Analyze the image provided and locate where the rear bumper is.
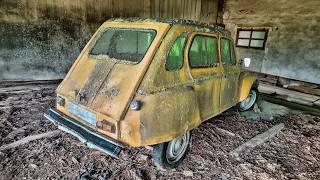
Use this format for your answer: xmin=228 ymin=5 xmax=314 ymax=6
xmin=44 ymin=109 xmax=123 ymax=158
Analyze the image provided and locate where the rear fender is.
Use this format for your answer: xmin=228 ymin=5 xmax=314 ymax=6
xmin=120 ymin=86 xmax=201 ymax=147
xmin=238 ymin=72 xmax=258 ymax=102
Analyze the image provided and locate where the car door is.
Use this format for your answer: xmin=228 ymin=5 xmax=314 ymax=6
xmin=219 ymin=37 xmax=241 ymax=111
xmin=187 ymin=33 xmax=223 ymax=120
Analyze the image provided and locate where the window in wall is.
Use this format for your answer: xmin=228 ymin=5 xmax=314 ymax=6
xmin=236 ymin=29 xmax=268 ymax=50
xmin=221 ymin=38 xmax=236 ymax=66
xmin=166 ymin=33 xmax=187 ymax=71
xmin=189 ymin=35 xmax=218 ymax=68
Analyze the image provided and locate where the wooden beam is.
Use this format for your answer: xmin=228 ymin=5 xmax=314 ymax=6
xmin=230 ymin=123 xmax=285 ymax=160
xmin=0 ymin=130 xmax=61 ymax=151
xmin=258 ymin=82 xmax=320 ymax=107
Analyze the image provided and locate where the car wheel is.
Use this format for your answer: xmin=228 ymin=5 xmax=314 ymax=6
xmin=152 ymin=131 xmax=191 ymax=170
xmin=239 ymin=89 xmax=258 ymax=111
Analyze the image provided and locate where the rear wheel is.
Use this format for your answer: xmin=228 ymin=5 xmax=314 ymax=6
xmin=239 ymin=89 xmax=258 ymax=111
xmin=152 ymin=132 xmax=191 ymax=170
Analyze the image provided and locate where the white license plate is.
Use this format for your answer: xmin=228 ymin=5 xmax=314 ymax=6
xmin=68 ymin=102 xmax=96 ymax=126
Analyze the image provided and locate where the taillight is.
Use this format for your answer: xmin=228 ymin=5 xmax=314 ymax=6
xmin=96 ymin=120 xmax=116 ymax=133
xmin=130 ymin=100 xmax=142 ymax=111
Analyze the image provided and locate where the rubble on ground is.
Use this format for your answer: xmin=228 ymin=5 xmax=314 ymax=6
xmin=0 ymin=82 xmax=319 ymax=179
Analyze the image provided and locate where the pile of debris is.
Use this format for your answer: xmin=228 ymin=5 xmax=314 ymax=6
xmin=0 ymin=81 xmax=319 ymax=179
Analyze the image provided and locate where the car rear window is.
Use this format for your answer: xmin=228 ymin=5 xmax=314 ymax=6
xmin=90 ymin=28 xmax=156 ymax=63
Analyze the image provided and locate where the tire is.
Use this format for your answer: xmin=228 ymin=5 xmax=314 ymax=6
xmin=152 ymin=132 xmax=191 ymax=170
xmin=239 ymin=89 xmax=258 ymax=111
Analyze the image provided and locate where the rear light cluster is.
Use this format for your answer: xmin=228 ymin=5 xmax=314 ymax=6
xmin=57 ymin=95 xmax=116 ymax=134
xmin=130 ymin=100 xmax=142 ymax=111
xmin=96 ymin=120 xmax=116 ymax=133
xmin=57 ymin=96 xmax=65 ymax=107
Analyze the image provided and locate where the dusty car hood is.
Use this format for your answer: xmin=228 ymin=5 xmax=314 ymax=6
xmin=56 ymin=22 xmax=170 ymax=121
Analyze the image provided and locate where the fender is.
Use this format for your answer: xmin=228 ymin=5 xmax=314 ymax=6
xmin=238 ymin=71 xmax=258 ymax=102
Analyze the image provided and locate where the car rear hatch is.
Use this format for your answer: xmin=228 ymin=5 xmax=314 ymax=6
xmin=56 ymin=21 xmax=170 ymax=125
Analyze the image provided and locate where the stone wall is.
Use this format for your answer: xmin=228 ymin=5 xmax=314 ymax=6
xmin=0 ymin=21 xmax=97 ymax=80
xmin=224 ymin=0 xmax=320 ymax=84
xmin=0 ymin=0 xmax=101 ymax=80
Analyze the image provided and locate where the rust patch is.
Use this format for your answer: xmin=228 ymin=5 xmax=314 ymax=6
xmin=76 ymin=59 xmax=117 ymax=106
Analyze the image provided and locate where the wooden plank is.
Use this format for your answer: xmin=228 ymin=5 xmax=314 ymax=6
xmin=260 ymin=76 xmax=320 ymax=96
xmin=288 ymin=86 xmax=320 ymax=97
xmin=150 ymin=0 xmax=155 ymax=17
xmin=161 ymin=0 xmax=166 ymax=18
xmin=119 ymin=0 xmax=124 ymax=17
xmin=21 ymin=0 xmax=225 ymax=23
xmin=167 ymin=0 xmax=173 ymax=18
xmin=167 ymin=0 xmax=170 ymax=18
xmin=183 ymin=0 xmax=188 ymax=19
xmin=155 ymin=0 xmax=160 ymax=17
xmin=200 ymin=0 xmax=209 ymax=22
xmin=180 ymin=0 xmax=184 ymax=19
xmin=191 ymin=0 xmax=197 ymax=20
xmin=0 ymin=79 xmax=61 ymax=88
xmin=230 ymin=123 xmax=285 ymax=161
xmin=107 ymin=0 xmax=113 ymax=18
xmin=0 ymin=130 xmax=61 ymax=151
xmin=171 ymin=0 xmax=174 ymax=18
xmin=258 ymin=82 xmax=320 ymax=106
xmin=186 ymin=0 xmax=191 ymax=19
xmin=195 ymin=0 xmax=202 ymax=21
xmin=143 ymin=0 xmax=151 ymax=17
xmin=175 ymin=0 xmax=182 ymax=19
xmin=259 ymin=75 xmax=278 ymax=85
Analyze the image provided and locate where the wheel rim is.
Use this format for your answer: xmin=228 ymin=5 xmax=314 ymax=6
xmin=166 ymin=132 xmax=190 ymax=164
xmin=240 ymin=90 xmax=257 ymax=110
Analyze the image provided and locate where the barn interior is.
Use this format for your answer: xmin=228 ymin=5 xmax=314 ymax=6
xmin=0 ymin=0 xmax=319 ymax=179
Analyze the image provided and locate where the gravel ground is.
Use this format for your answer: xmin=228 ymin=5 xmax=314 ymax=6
xmin=0 ymin=81 xmax=319 ymax=180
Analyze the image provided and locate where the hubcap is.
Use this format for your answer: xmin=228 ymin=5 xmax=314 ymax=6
xmin=240 ymin=90 xmax=257 ymax=110
xmin=166 ymin=132 xmax=190 ymax=164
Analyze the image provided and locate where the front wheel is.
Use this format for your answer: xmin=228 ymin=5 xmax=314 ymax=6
xmin=239 ymin=89 xmax=258 ymax=111
xmin=152 ymin=132 xmax=191 ymax=170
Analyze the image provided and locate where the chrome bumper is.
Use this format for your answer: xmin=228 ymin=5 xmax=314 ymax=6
xmin=44 ymin=109 xmax=123 ymax=158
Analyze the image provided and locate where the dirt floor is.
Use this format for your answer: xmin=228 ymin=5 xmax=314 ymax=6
xmin=0 ymin=81 xmax=319 ymax=180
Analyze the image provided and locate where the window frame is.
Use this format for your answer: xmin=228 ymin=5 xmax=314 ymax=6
xmin=165 ymin=33 xmax=188 ymax=71
xmin=188 ymin=34 xmax=220 ymax=69
xmin=220 ymin=37 xmax=237 ymax=66
xmin=236 ymin=28 xmax=269 ymax=50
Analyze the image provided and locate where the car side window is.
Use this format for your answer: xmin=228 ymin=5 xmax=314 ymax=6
xmin=221 ymin=38 xmax=236 ymax=66
xmin=165 ymin=34 xmax=187 ymax=71
xmin=189 ymin=35 xmax=218 ymax=68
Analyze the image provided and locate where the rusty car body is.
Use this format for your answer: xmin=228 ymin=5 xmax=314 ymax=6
xmin=44 ymin=18 xmax=257 ymax=169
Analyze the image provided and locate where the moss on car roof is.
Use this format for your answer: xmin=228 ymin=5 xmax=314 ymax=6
xmin=107 ymin=18 xmax=231 ymax=37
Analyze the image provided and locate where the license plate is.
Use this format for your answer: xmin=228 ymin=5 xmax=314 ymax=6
xmin=68 ymin=102 xmax=96 ymax=126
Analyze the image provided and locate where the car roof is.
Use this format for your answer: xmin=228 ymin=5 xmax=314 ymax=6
xmin=106 ymin=18 xmax=231 ymax=37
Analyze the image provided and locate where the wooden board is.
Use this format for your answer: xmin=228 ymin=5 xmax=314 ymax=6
xmin=258 ymin=82 xmax=320 ymax=107
xmin=7 ymin=0 xmax=219 ymax=23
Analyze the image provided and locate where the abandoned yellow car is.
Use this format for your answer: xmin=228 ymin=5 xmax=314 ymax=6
xmin=44 ymin=18 xmax=257 ymax=169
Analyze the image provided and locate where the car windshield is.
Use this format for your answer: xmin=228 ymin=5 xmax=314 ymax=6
xmin=90 ymin=28 xmax=156 ymax=63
